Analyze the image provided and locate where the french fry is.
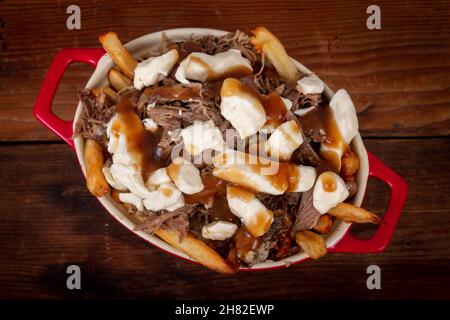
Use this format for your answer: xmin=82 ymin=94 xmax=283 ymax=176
xmin=341 ymin=150 xmax=359 ymax=177
xmin=251 ymin=27 xmax=300 ymax=84
xmin=328 ymin=203 xmax=382 ymax=224
xmin=84 ymin=139 xmax=110 ymax=197
xmin=108 ymin=69 xmax=132 ymax=91
xmin=99 ymin=31 xmax=137 ymax=78
xmin=313 ymin=214 xmax=333 ymax=234
xmin=295 ymin=230 xmax=327 ymax=259
xmin=155 ymin=228 xmax=238 ymax=274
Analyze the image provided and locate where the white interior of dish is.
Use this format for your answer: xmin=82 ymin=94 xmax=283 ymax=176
xmin=72 ymin=28 xmax=369 ymax=270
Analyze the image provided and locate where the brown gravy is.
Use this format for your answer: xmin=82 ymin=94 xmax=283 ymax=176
xmin=321 ymin=172 xmax=337 ymax=192
xmin=190 ymin=56 xmax=253 ymax=82
xmin=112 ymin=98 xmax=164 ymax=180
xmin=234 ymin=226 xmax=262 ymax=260
xmin=298 ymin=106 xmax=347 ymax=172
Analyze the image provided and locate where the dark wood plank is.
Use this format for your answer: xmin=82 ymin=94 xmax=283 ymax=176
xmin=0 ymin=0 xmax=450 ymax=141
xmin=0 ymin=138 xmax=449 ymax=299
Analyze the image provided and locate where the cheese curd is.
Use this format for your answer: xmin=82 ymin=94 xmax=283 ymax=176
xmin=220 ymin=78 xmax=266 ymax=139
xmin=297 ymin=75 xmax=324 ymax=94
xmin=265 ymin=120 xmax=304 ymax=161
xmin=175 ymin=49 xmax=252 ymax=83
xmin=319 ymin=89 xmax=359 ymax=172
xmin=145 ymin=167 xmax=171 ymax=188
xmin=287 ymin=165 xmax=317 ymax=192
xmin=213 ymin=150 xmax=288 ymax=195
xmin=226 ymin=186 xmax=273 ymax=237
xmin=329 ymin=89 xmax=358 ymax=144
xmin=313 ymin=172 xmax=349 ymax=214
xmin=202 ymin=221 xmax=238 ymax=241
xmin=167 ymin=158 xmax=204 ymax=195
xmin=119 ymin=193 xmax=144 ymax=211
xmin=133 ymin=49 xmax=179 ymax=90
xmin=142 ymin=118 xmax=159 ymax=132
xmin=180 ymin=120 xmax=225 ymax=156
xmin=143 ymin=182 xmax=185 ymax=212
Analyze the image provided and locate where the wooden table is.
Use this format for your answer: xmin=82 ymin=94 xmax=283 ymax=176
xmin=1 ymin=0 xmax=449 ymax=299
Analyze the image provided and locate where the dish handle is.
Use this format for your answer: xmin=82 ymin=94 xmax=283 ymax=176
xmin=33 ymin=48 xmax=105 ymax=149
xmin=329 ymin=152 xmax=408 ymax=253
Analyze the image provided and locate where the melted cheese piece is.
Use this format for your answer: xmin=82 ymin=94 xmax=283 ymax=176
xmin=313 ymin=172 xmax=349 ymax=214
xmin=142 ymin=118 xmax=159 ymax=133
xmin=213 ymin=150 xmax=293 ymax=195
xmin=133 ymin=49 xmax=179 ymax=90
xmin=145 ymin=167 xmax=171 ymax=188
xmin=119 ymin=193 xmax=144 ymax=211
xmin=220 ymin=78 xmax=267 ymax=139
xmin=287 ymin=165 xmax=317 ymax=192
xmin=175 ymin=49 xmax=252 ymax=83
xmin=180 ymin=120 xmax=225 ymax=156
xmin=297 ymin=75 xmax=324 ymax=94
xmin=329 ymin=89 xmax=358 ymax=144
xmin=142 ymin=182 xmax=184 ymax=212
xmin=319 ymin=89 xmax=359 ymax=172
xmin=226 ymin=186 xmax=273 ymax=237
xmin=265 ymin=120 xmax=304 ymax=161
xmin=167 ymin=158 xmax=204 ymax=195
xmin=202 ymin=221 xmax=238 ymax=240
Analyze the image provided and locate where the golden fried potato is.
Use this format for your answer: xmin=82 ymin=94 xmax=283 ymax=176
xmin=155 ymin=228 xmax=238 ymax=274
xmin=251 ymin=27 xmax=300 ymax=84
xmin=84 ymin=139 xmax=110 ymax=197
xmin=295 ymin=230 xmax=327 ymax=259
xmin=341 ymin=150 xmax=359 ymax=177
xmin=313 ymin=214 xmax=333 ymax=234
xmin=99 ymin=31 xmax=137 ymax=78
xmin=328 ymin=203 xmax=382 ymax=224
xmin=108 ymin=69 xmax=132 ymax=92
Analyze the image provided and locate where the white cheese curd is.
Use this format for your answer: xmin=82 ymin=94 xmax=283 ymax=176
xmin=313 ymin=172 xmax=349 ymax=214
xmin=180 ymin=120 xmax=225 ymax=156
xmin=109 ymin=163 xmax=153 ymax=199
xmin=281 ymin=97 xmax=293 ymax=111
xmin=118 ymin=193 xmax=144 ymax=211
xmin=175 ymin=49 xmax=252 ymax=83
xmin=265 ymin=120 xmax=304 ymax=161
xmin=133 ymin=49 xmax=179 ymax=90
xmin=102 ymin=164 xmax=127 ymax=191
xmin=294 ymin=106 xmax=316 ymax=117
xmin=143 ymin=182 xmax=184 ymax=212
xmin=287 ymin=165 xmax=317 ymax=192
xmin=329 ymin=89 xmax=359 ymax=144
xmin=106 ymin=114 xmax=120 ymax=154
xmin=201 ymin=221 xmax=238 ymax=241
xmin=145 ymin=167 xmax=171 ymax=188
xmin=112 ymin=134 xmax=135 ymax=166
xmin=226 ymin=186 xmax=273 ymax=237
xmin=220 ymin=78 xmax=266 ymax=139
xmin=167 ymin=158 xmax=204 ymax=195
xmin=213 ymin=150 xmax=288 ymax=195
xmin=142 ymin=118 xmax=159 ymax=132
xmin=297 ymin=75 xmax=324 ymax=94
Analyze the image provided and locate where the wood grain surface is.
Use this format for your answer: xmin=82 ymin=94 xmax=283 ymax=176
xmin=0 ymin=0 xmax=449 ymax=299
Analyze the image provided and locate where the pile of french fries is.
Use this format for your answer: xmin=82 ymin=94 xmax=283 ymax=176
xmin=82 ymin=28 xmax=382 ymax=273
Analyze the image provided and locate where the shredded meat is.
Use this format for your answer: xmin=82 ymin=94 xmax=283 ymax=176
xmin=75 ymin=89 xmax=115 ymax=144
xmin=291 ymin=189 xmax=321 ymax=234
xmin=134 ymin=205 xmax=195 ymax=238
